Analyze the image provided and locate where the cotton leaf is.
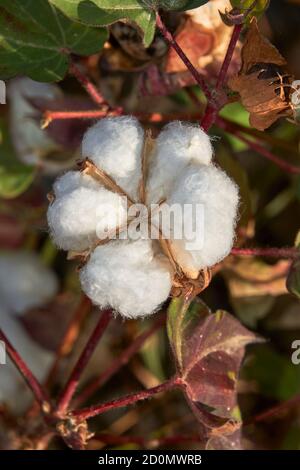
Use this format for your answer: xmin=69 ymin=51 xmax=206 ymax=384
xmin=0 ymin=0 xmax=107 ymax=82
xmin=228 ymin=18 xmax=293 ymax=130
xmin=167 ymin=297 xmax=262 ymax=447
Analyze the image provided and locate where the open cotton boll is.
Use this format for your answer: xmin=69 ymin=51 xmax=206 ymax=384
xmin=8 ymin=78 xmax=71 ymax=174
xmin=53 ymin=170 xmax=100 ymax=197
xmin=147 ymin=121 xmax=213 ymax=203
xmin=81 ymin=116 xmax=144 ymax=199
xmin=0 ymin=307 xmax=53 ymax=412
xmin=48 ymin=186 xmax=128 ymax=252
xmin=80 ymin=239 xmax=172 ymax=318
xmin=0 ymin=252 xmax=58 ymax=315
xmin=167 ymin=164 xmax=239 ymax=274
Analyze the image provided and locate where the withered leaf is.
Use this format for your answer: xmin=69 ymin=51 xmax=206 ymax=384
xmin=167 ymin=297 xmax=262 ymax=448
xmin=229 ymin=18 xmax=293 ymax=130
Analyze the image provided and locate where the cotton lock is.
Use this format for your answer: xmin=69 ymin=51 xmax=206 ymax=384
xmin=48 ymin=117 xmax=239 ymax=318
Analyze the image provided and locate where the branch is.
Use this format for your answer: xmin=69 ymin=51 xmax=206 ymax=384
xmin=155 ymin=12 xmax=213 ymax=103
xmin=71 ymin=377 xmax=182 ymax=421
xmin=74 ymin=313 xmax=166 ymax=407
xmin=217 ymin=118 xmax=300 ymax=175
xmin=44 ymin=294 xmax=92 ymax=389
xmin=55 ymin=309 xmax=112 ymax=416
xmin=246 ymin=394 xmax=300 ymax=425
xmin=201 ymin=24 xmax=243 ymax=132
xmin=231 ymin=247 xmax=300 ymax=259
xmin=69 ymin=62 xmax=108 ymax=108
xmin=0 ymin=328 xmax=50 ymax=410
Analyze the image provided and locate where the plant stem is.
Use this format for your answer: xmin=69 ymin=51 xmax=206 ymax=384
xmin=55 ymin=308 xmax=112 ymax=416
xmin=216 ymin=24 xmax=243 ymax=90
xmin=71 ymin=377 xmax=182 ymax=421
xmin=74 ymin=313 xmax=166 ymax=407
xmin=247 ymin=394 xmax=300 ymax=425
xmin=155 ymin=12 xmax=212 ymax=102
xmin=217 ymin=118 xmax=300 ymax=175
xmin=231 ymin=247 xmax=299 ymax=259
xmin=45 ymin=294 xmax=92 ymax=389
xmin=42 ymin=110 xmax=115 ymax=128
xmin=0 ymin=328 xmax=50 ymax=409
xmin=70 ymin=62 xmax=107 ymax=108
xmin=201 ymin=24 xmax=243 ymax=132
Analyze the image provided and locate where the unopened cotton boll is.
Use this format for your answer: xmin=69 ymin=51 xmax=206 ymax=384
xmin=48 ymin=185 xmax=128 ymax=252
xmin=82 ymin=116 xmax=144 ymax=199
xmin=80 ymin=240 xmax=172 ymax=318
xmin=147 ymin=121 xmax=213 ymax=203
xmin=167 ymin=164 xmax=239 ymax=274
xmin=0 ymin=251 xmax=58 ymax=315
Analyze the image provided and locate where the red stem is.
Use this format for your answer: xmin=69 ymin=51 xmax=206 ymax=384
xmin=231 ymin=247 xmax=299 ymax=259
xmin=44 ymin=295 xmax=92 ymax=389
xmin=70 ymin=62 xmax=107 ymax=108
xmin=216 ymin=24 xmax=243 ymax=90
xmin=247 ymin=394 xmax=300 ymax=425
xmin=55 ymin=309 xmax=112 ymax=416
xmin=217 ymin=118 xmax=300 ymax=175
xmin=201 ymin=24 xmax=243 ymax=132
xmin=155 ymin=12 xmax=213 ymax=102
xmin=0 ymin=328 xmax=50 ymax=409
xmin=71 ymin=377 xmax=182 ymax=421
xmin=74 ymin=313 xmax=166 ymax=407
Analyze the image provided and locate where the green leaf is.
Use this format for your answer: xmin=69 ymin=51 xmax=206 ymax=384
xmin=230 ymin=0 xmax=269 ymax=20
xmin=0 ymin=120 xmax=35 ymax=199
xmin=0 ymin=0 xmax=107 ymax=82
xmin=156 ymin=1 xmax=209 ymax=11
xmin=50 ymin=0 xmax=156 ymax=47
xmin=50 ymin=1 xmax=209 ymax=47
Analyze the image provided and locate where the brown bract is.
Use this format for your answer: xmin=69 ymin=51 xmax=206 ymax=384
xmin=229 ymin=18 xmax=293 ymax=130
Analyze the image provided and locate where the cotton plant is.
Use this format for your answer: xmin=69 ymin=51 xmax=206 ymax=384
xmin=47 ymin=117 xmax=239 ymax=319
xmin=0 ymin=251 xmax=58 ymax=411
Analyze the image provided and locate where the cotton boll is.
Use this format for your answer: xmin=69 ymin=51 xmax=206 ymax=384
xmin=0 ymin=252 xmax=58 ymax=315
xmin=80 ymin=239 xmax=172 ymax=318
xmin=167 ymin=164 xmax=239 ymax=274
xmin=82 ymin=116 xmax=144 ymax=199
xmin=53 ymin=170 xmax=100 ymax=197
xmin=8 ymin=78 xmax=74 ymax=174
xmin=48 ymin=186 xmax=128 ymax=252
xmin=0 ymin=307 xmax=53 ymax=412
xmin=147 ymin=121 xmax=214 ymax=203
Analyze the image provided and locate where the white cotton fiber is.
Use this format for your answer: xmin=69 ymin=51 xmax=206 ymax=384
xmin=53 ymin=170 xmax=101 ymax=197
xmin=0 ymin=251 xmax=58 ymax=315
xmin=47 ymin=185 xmax=128 ymax=252
xmin=80 ymin=239 xmax=172 ymax=318
xmin=167 ymin=164 xmax=239 ymax=272
xmin=8 ymin=78 xmax=71 ymax=174
xmin=0 ymin=308 xmax=53 ymax=412
xmin=81 ymin=116 xmax=144 ymax=199
xmin=147 ymin=121 xmax=214 ymax=203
